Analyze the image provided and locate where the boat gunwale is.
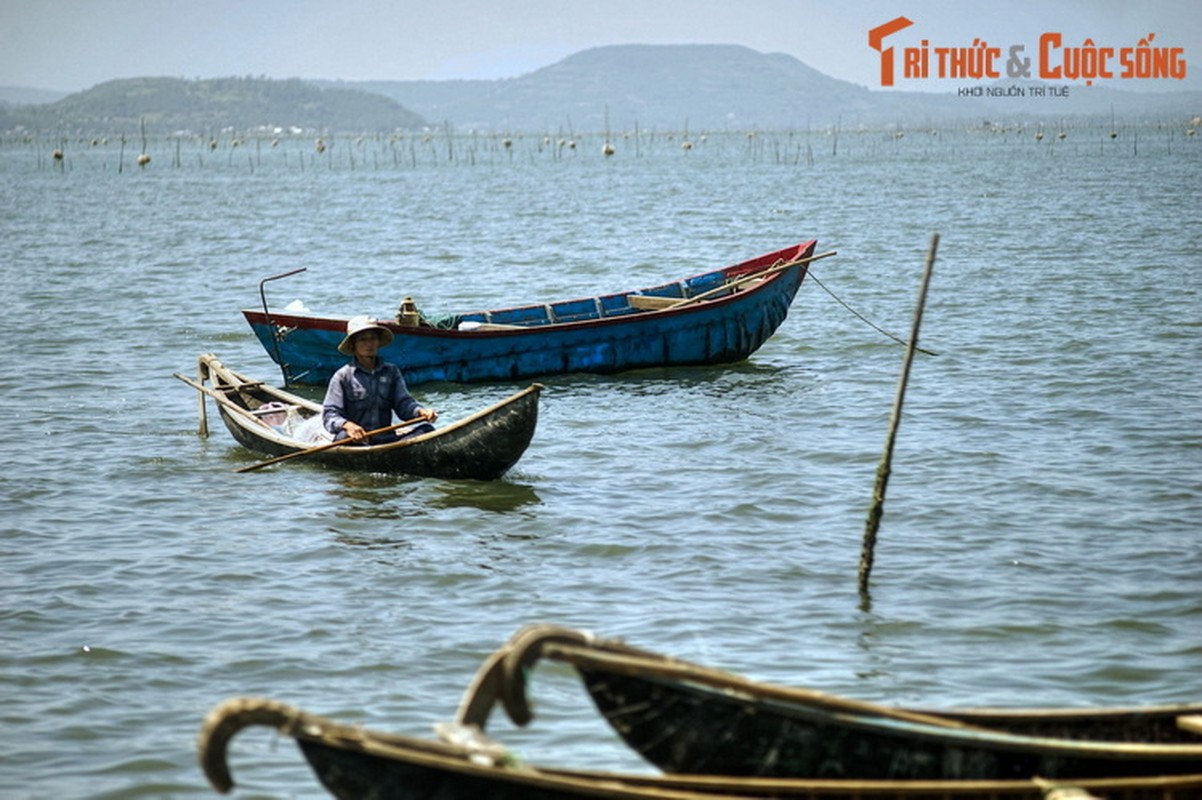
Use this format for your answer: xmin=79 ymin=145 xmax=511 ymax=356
xmin=453 ymin=624 xmax=1202 ymax=761
xmin=198 ymin=696 xmax=1202 ymax=800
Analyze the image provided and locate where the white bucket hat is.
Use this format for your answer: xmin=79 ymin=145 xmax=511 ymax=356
xmin=337 ymin=315 xmax=394 ymax=356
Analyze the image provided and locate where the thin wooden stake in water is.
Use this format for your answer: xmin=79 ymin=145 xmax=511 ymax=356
xmin=858 ymin=233 xmax=940 ymax=599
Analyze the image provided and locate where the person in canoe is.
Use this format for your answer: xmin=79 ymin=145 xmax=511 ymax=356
xmin=322 ymin=316 xmax=438 ymax=444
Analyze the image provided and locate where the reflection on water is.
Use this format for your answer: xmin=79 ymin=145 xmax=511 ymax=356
xmin=428 ymin=480 xmax=542 ymax=513
xmin=324 ymin=471 xmax=542 ymax=519
xmin=334 ymin=532 xmax=416 ymax=551
xmin=537 ymin=361 xmax=803 ymax=397
xmin=325 ymin=472 xmax=429 ymax=521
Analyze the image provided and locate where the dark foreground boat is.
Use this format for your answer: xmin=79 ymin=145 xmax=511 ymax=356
xmin=455 ymin=625 xmax=1202 ymax=781
xmin=175 ymin=353 xmax=540 ymax=479
xmin=198 ymin=696 xmax=1202 ymax=800
xmin=244 ymin=241 xmax=828 ymax=386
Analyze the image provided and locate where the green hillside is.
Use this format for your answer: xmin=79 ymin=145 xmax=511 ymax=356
xmin=0 ymin=76 xmax=428 ymax=135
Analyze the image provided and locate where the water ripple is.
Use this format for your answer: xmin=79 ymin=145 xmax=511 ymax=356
xmin=1 ymin=130 xmax=1199 ymax=797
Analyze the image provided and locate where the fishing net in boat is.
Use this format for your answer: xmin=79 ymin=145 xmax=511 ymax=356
xmin=252 ymin=402 xmax=331 ymax=444
xmin=287 ymin=413 xmax=332 ymax=444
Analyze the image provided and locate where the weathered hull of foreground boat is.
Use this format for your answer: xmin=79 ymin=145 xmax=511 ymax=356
xmin=197 ymin=697 xmax=1202 ymax=800
xmin=178 ymin=354 xmax=540 ymax=479
xmin=456 ymin=625 xmax=1202 ymax=782
xmin=244 ymin=241 xmax=820 ymax=386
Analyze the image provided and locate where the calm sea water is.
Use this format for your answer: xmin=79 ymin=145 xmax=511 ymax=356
xmin=2 ymin=122 xmax=1200 ymax=798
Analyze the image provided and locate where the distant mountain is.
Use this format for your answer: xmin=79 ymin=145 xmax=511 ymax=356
xmin=0 ymin=76 xmax=428 ymax=135
xmin=345 ymin=43 xmax=955 ymax=131
xmin=335 ymin=44 xmax=1201 ymax=132
xmin=4 ymin=46 xmax=1198 ymax=136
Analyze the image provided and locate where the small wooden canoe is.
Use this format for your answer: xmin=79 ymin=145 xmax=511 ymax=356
xmin=243 ymin=241 xmax=828 ymax=386
xmin=175 ymin=353 xmax=540 ymax=479
xmin=197 ymin=696 xmax=1202 ymax=800
xmin=453 ymin=625 xmax=1202 ymax=781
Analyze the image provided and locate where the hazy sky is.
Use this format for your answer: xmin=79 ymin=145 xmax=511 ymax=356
xmin=1 ymin=0 xmax=1199 ymax=92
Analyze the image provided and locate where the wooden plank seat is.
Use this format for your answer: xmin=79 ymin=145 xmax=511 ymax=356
xmin=471 ymin=322 xmax=527 ymax=330
xmin=628 ymin=294 xmax=683 ymax=310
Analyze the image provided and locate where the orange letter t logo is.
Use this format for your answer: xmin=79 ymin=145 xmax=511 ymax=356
xmin=869 ymin=17 xmax=915 ymax=86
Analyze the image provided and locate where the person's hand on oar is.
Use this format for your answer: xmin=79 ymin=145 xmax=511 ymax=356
xmin=343 ymin=406 xmax=436 ymax=443
xmin=342 ymin=420 xmax=369 ymax=442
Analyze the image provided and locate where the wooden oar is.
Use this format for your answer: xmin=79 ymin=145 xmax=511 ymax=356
xmin=234 ymin=417 xmax=428 ymax=473
xmin=663 ymin=249 xmax=837 ymax=310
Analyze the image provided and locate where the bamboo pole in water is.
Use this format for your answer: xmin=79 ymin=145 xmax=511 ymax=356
xmin=858 ymin=233 xmax=940 ymax=599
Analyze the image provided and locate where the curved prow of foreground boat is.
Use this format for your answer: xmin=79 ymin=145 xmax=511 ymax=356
xmin=197 ymin=695 xmax=1202 ymax=800
xmin=454 ymin=624 xmax=1202 ymax=781
xmin=243 ymin=241 xmax=830 ymax=386
xmin=174 ymin=354 xmax=541 ymax=479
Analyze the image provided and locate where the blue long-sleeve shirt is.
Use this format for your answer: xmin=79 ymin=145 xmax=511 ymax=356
xmin=322 ymin=360 xmax=422 ymax=438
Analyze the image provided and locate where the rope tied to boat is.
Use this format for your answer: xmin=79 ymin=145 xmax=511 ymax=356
xmin=806 ymin=269 xmax=940 ymax=357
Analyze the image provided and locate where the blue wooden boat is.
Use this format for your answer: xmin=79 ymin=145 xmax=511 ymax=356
xmin=243 ymin=241 xmax=826 ymax=386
